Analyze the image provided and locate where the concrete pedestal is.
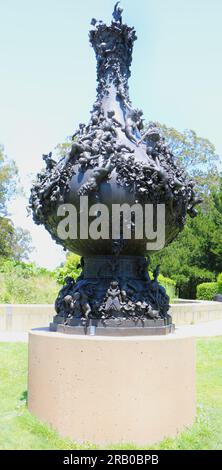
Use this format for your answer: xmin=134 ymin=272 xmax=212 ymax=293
xmin=28 ymin=328 xmax=196 ymax=447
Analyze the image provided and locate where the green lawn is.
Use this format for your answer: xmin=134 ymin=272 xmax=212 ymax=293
xmin=0 ymin=338 xmax=222 ymax=450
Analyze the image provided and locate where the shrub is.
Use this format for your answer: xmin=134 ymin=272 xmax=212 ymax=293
xmin=155 ymin=273 xmax=176 ymax=300
xmin=0 ymin=258 xmax=51 ymax=278
xmin=196 ymin=282 xmax=219 ymax=301
xmin=54 ymin=253 xmax=81 ymax=284
xmin=0 ymin=259 xmax=59 ymax=304
xmin=172 ymin=268 xmax=215 ymax=299
xmin=217 ymin=273 xmax=222 ymax=294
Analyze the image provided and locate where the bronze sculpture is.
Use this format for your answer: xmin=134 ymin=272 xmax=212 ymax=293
xmin=30 ymin=4 xmax=200 ymax=335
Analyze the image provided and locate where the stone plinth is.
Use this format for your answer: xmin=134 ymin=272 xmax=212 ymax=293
xmin=28 ymin=328 xmax=196 ymax=447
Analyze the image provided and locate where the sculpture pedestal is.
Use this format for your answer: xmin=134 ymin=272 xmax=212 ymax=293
xmin=28 ymin=328 xmax=196 ymax=447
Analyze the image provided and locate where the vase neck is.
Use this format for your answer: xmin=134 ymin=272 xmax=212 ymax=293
xmin=89 ymin=10 xmax=137 ymax=102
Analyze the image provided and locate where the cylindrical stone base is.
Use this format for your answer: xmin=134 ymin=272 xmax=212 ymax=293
xmin=28 ymin=328 xmax=196 ymax=447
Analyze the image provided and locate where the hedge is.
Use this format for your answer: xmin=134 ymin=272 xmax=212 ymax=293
xmin=217 ymin=273 xmax=222 ymax=294
xmin=196 ymin=282 xmax=219 ymax=301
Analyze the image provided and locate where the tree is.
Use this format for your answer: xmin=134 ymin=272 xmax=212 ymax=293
xmin=207 ymin=178 xmax=222 ymax=271
xmin=0 ymin=217 xmax=15 ymax=259
xmin=55 ymin=252 xmax=81 ymax=284
xmin=9 ymin=226 xmax=33 ymax=261
xmin=158 ymin=125 xmax=220 ymax=203
xmin=0 ymin=145 xmax=33 ymax=261
xmin=147 ymin=124 xmax=221 ymax=298
xmin=0 ymin=145 xmax=18 ymax=215
xmin=151 ymin=180 xmax=222 ymax=298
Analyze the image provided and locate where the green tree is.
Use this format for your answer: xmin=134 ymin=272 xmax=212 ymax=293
xmin=55 ymin=252 xmax=81 ymax=284
xmin=0 ymin=145 xmax=32 ymax=261
xmin=0 ymin=217 xmax=15 ymax=259
xmin=151 ymin=181 xmax=222 ymax=298
xmin=148 ymin=125 xmax=221 ymax=298
xmin=0 ymin=145 xmax=18 ymax=214
xmin=158 ymin=125 xmax=220 ymax=202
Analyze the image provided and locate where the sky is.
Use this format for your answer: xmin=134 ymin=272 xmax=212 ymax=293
xmin=0 ymin=0 xmax=222 ymax=269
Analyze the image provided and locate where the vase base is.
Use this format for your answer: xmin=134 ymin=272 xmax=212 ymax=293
xmin=54 ymin=255 xmax=172 ymax=333
xmin=50 ymin=318 xmax=175 ymax=336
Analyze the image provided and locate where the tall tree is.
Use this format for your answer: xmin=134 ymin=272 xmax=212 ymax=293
xmin=150 ymin=181 xmax=222 ymax=298
xmin=0 ymin=145 xmax=18 ymax=215
xmin=149 ymin=124 xmax=222 ymax=298
xmin=0 ymin=145 xmax=32 ymax=261
xmin=158 ymin=125 xmax=220 ymax=200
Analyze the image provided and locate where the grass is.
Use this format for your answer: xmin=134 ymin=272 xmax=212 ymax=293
xmin=0 ymin=338 xmax=222 ymax=450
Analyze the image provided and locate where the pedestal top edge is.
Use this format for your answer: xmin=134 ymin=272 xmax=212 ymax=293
xmin=29 ymin=327 xmax=195 ymax=342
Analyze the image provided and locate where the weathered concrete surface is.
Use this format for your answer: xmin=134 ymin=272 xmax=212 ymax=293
xmin=170 ymin=301 xmax=222 ymax=325
xmin=0 ymin=304 xmax=54 ymax=332
xmin=28 ymin=328 xmax=196 ymax=446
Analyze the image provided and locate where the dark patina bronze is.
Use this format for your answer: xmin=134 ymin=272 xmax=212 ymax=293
xmin=30 ymin=4 xmax=200 ymax=335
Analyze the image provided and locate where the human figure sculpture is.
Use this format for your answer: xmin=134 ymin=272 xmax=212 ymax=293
xmin=105 ymin=281 xmax=121 ymax=313
xmin=112 ymin=2 xmax=123 ymax=24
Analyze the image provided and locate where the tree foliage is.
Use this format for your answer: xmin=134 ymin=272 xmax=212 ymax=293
xmin=0 ymin=145 xmax=32 ymax=261
xmin=158 ymin=125 xmax=220 ymax=202
xmin=151 ymin=179 xmax=222 ymax=298
xmin=0 ymin=145 xmax=18 ymax=215
xmin=196 ymin=282 xmax=219 ymax=301
xmin=0 ymin=259 xmax=58 ymax=303
xmin=55 ymin=253 xmax=81 ymax=284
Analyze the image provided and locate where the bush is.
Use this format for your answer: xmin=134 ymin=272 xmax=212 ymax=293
xmin=54 ymin=253 xmax=81 ymax=284
xmin=173 ymin=267 xmax=216 ymax=299
xmin=0 ymin=258 xmax=51 ymax=278
xmin=0 ymin=258 xmax=59 ymax=303
xmin=217 ymin=273 xmax=222 ymax=294
xmin=150 ymin=272 xmax=176 ymax=300
xmin=196 ymin=282 xmax=219 ymax=301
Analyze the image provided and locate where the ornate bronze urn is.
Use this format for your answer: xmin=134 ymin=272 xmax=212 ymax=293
xmin=30 ymin=4 xmax=199 ymax=335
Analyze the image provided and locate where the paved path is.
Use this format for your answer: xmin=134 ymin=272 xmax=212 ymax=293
xmin=1 ymin=320 xmax=222 ymax=342
xmin=0 ymin=332 xmax=28 ymax=342
xmin=176 ymin=319 xmax=222 ymax=338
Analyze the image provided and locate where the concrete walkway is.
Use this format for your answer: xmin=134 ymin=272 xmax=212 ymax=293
xmin=1 ymin=319 xmax=222 ymax=342
xmin=176 ymin=319 xmax=222 ymax=337
xmin=0 ymin=332 xmax=28 ymax=342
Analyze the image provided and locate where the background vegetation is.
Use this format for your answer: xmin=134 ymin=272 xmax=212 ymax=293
xmin=150 ymin=126 xmax=222 ymax=299
xmin=0 ymin=146 xmax=32 ymax=261
xmin=0 ymin=259 xmax=58 ymax=304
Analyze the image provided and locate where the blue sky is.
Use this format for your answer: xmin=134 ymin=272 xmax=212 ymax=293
xmin=0 ymin=0 xmax=222 ymax=268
